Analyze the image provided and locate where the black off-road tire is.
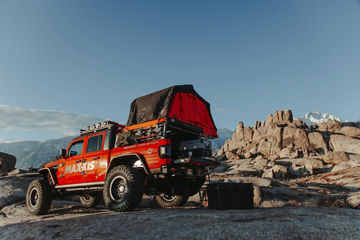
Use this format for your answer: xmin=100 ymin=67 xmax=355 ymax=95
xmin=103 ymin=165 xmax=144 ymax=212
xmin=152 ymin=185 xmax=190 ymax=208
xmin=26 ymin=179 xmax=52 ymax=215
xmin=79 ymin=193 xmax=101 ymax=208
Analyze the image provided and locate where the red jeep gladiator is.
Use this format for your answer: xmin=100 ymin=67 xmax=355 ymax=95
xmin=26 ymin=85 xmax=219 ymax=214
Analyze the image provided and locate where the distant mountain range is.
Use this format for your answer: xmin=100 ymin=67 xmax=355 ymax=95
xmin=0 ymin=136 xmax=74 ymax=169
xmin=297 ymin=111 xmax=343 ymax=127
xmin=2 ymin=111 xmax=353 ymax=170
xmin=0 ymin=129 xmax=234 ymax=170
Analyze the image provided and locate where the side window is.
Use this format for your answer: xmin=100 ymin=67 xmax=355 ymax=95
xmin=86 ymin=135 xmax=103 ymax=153
xmin=68 ymin=140 xmax=84 ymax=157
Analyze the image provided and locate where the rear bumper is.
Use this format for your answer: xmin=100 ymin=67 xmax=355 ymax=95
xmin=172 ymin=157 xmax=220 ymax=166
xmin=160 ymin=157 xmax=220 ymax=177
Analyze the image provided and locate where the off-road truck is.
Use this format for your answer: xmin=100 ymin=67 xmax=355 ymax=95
xmin=26 ymin=85 xmax=219 ymax=214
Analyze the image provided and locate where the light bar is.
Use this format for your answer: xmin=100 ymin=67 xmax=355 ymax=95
xmin=80 ymin=121 xmax=123 ymax=135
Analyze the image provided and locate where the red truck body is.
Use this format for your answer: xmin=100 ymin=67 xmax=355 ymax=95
xmin=27 ymin=85 xmax=219 ymax=214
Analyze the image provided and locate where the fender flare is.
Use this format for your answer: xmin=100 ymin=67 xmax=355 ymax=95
xmin=107 ymin=153 xmax=150 ymax=176
xmin=39 ymin=168 xmax=57 ymax=185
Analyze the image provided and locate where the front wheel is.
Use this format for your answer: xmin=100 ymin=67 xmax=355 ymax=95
xmin=103 ymin=165 xmax=144 ymax=212
xmin=26 ymin=179 xmax=52 ymax=215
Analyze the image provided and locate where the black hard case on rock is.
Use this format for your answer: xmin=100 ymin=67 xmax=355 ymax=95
xmin=207 ymin=183 xmax=254 ymax=210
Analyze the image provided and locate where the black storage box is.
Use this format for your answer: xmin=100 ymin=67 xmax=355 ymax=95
xmin=207 ymin=183 xmax=254 ymax=210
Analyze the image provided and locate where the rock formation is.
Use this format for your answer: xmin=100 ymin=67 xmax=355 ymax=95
xmin=0 ymin=152 xmax=16 ymax=175
xmin=213 ymin=110 xmax=360 ymax=208
xmin=217 ymin=110 xmax=360 ymax=172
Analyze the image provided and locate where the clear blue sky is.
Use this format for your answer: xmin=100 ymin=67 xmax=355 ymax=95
xmin=0 ymin=0 xmax=360 ymax=141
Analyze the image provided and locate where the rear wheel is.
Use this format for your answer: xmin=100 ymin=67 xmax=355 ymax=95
xmin=80 ymin=193 xmax=101 ymax=208
xmin=103 ymin=165 xmax=144 ymax=212
xmin=152 ymin=184 xmax=189 ymax=208
xmin=26 ymin=179 xmax=52 ymax=215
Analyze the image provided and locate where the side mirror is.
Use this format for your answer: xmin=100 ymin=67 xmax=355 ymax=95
xmin=60 ymin=149 xmax=67 ymax=158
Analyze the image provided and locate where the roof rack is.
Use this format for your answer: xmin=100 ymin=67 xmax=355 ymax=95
xmin=80 ymin=121 xmax=124 ymax=135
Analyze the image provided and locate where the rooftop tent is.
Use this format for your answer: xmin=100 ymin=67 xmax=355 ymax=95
xmin=127 ymin=85 xmax=218 ymax=138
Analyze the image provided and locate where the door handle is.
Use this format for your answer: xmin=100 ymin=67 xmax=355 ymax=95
xmin=93 ymin=157 xmax=100 ymax=160
xmin=82 ymin=159 xmax=87 ymax=163
xmin=60 ymin=163 xmax=65 ymax=167
xmin=75 ymin=160 xmax=81 ymax=163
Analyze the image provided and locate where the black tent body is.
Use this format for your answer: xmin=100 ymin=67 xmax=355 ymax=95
xmin=126 ymin=85 xmax=217 ymax=137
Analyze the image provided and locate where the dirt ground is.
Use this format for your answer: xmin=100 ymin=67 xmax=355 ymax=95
xmin=1 ymin=173 xmax=360 ymax=240
xmin=1 ymin=200 xmax=360 ymax=240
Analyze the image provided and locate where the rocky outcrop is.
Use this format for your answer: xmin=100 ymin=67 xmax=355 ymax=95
xmin=329 ymin=134 xmax=360 ymax=154
xmin=217 ymin=110 xmax=360 ymax=168
xmin=308 ymin=132 xmax=328 ymax=154
xmin=339 ymin=126 xmax=360 ymax=138
xmin=213 ymin=110 xmax=360 ymax=209
xmin=0 ymin=152 xmax=16 ymax=175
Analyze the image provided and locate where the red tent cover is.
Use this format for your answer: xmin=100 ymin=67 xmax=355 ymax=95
xmin=127 ymin=85 xmax=218 ymax=138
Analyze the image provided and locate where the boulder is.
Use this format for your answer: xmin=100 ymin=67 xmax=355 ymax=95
xmin=253 ymin=186 xmax=262 ymax=207
xmin=308 ymin=132 xmax=328 ymax=154
xmin=258 ymin=139 xmax=272 ymax=157
xmin=318 ymin=119 xmax=342 ymax=132
xmin=264 ymin=114 xmax=275 ymax=129
xmin=348 ymin=153 xmax=360 ymax=167
xmin=347 ymin=192 xmax=360 ymax=209
xmin=290 ymin=119 xmax=308 ymax=129
xmin=227 ymin=165 xmax=262 ymax=177
xmin=331 ymin=162 xmax=350 ymax=172
xmin=290 ymin=150 xmax=299 ymax=159
xmin=0 ymin=152 xmax=16 ymax=174
xmin=324 ymin=151 xmax=350 ymax=165
xmin=254 ymin=159 xmax=269 ymax=169
xmin=280 ymin=147 xmax=292 ymax=159
xmin=232 ymin=122 xmax=245 ymax=142
xmin=304 ymin=158 xmax=324 ymax=170
xmin=272 ymin=165 xmax=288 ymax=179
xmin=248 ymin=146 xmax=257 ymax=155
xmin=339 ymin=126 xmax=360 ymax=138
xmin=262 ymin=168 xmax=274 ymax=179
xmin=225 ymin=176 xmax=272 ymax=187
xmin=225 ymin=152 xmax=240 ymax=160
xmin=252 ymin=129 xmax=265 ymax=143
xmin=267 ymin=127 xmax=282 ymax=154
xmin=329 ymin=134 xmax=360 ymax=154
xmin=244 ymin=151 xmax=252 ymax=159
xmin=7 ymin=168 xmax=21 ymax=176
xmin=273 ymin=110 xmax=293 ymax=125
xmin=282 ymin=127 xmax=309 ymax=148
xmin=244 ymin=126 xmax=253 ymax=141
xmin=217 ymin=146 xmax=225 ymax=156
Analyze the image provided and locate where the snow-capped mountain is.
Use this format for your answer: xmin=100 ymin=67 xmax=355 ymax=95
xmin=297 ymin=111 xmax=342 ymax=126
